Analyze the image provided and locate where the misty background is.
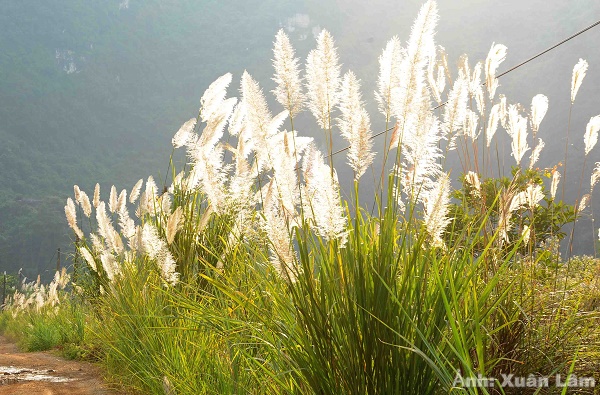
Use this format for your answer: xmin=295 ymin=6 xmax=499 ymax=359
xmin=1 ymin=0 xmax=599 ymax=279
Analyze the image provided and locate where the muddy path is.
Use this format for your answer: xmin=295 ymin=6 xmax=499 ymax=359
xmin=0 ymin=336 xmax=124 ymax=395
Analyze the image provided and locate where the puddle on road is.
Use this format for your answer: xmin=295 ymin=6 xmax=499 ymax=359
xmin=0 ymin=366 xmax=75 ymax=385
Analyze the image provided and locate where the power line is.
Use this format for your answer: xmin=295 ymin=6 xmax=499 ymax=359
xmin=326 ymin=18 xmax=600 ymax=159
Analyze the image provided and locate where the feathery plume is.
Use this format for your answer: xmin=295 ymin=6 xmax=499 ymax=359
xmin=571 ymin=58 xmax=588 ymax=104
xmin=464 ymin=109 xmax=480 ymax=141
xmin=512 ymin=184 xmax=544 ymax=211
xmin=141 ymin=223 xmax=179 ymax=286
xmin=65 ymin=198 xmax=84 ymax=239
xmin=129 ymin=179 xmax=143 ymax=204
xmin=302 ymin=144 xmax=347 ymax=243
xmin=427 ymin=47 xmax=446 ymax=104
xmin=109 ymin=185 xmax=118 ymax=213
xmin=464 ymin=171 xmax=481 ymax=194
xmin=485 ymin=43 xmax=507 ymax=100
xmin=73 ymin=185 xmax=81 ymax=202
xmin=272 ymin=29 xmax=305 ymax=118
xmin=166 ymin=206 xmax=183 ymax=245
xmin=305 ymin=29 xmax=341 ymax=129
xmin=117 ymin=189 xmax=127 ymax=213
xmin=591 ymin=162 xmax=600 ymax=192
xmin=578 ymin=194 xmax=590 ymax=212
xmin=551 ymin=170 xmax=561 ymax=200
xmin=403 ymin=112 xmax=444 ymax=202
xmin=338 ymin=71 xmax=375 ymax=179
xmin=262 ymin=179 xmax=297 ymax=279
xmin=390 ymin=0 xmax=438 ymax=148
xmin=96 ymin=202 xmax=123 ymax=255
xmin=79 ymin=191 xmax=92 ymax=218
xmin=530 ymin=94 xmax=548 ymax=137
xmin=498 ymin=188 xmax=517 ymax=243
xmin=200 ymin=73 xmax=233 ymax=122
xmin=584 ymin=115 xmax=600 ymax=155
xmin=529 ymin=138 xmax=544 ymax=169
xmin=376 ymin=36 xmax=403 ymax=117
xmin=442 ymin=76 xmax=469 ymax=149
xmin=507 ymin=104 xmax=529 ymax=166
xmin=93 ymin=183 xmax=100 ymax=209
xmin=521 ymin=225 xmax=531 ymax=245
xmin=80 ymin=248 xmax=97 ymax=272
xmin=423 ymin=173 xmax=451 ymax=248
xmin=100 ymin=252 xmax=119 ymax=282
xmin=486 ymin=103 xmax=501 ymax=148
xmin=172 ymin=118 xmax=197 ymax=148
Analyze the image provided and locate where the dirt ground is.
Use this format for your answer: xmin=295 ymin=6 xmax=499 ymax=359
xmin=0 ymin=336 xmax=123 ymax=395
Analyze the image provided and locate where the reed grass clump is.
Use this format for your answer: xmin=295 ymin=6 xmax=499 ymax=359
xmin=2 ymin=1 xmax=600 ymax=394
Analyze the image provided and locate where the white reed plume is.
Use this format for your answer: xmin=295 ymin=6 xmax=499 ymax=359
xmin=129 ymin=179 xmax=143 ymax=204
xmin=172 ymin=118 xmax=197 ymax=148
xmin=228 ymin=101 xmax=246 ymax=137
xmin=485 ymin=43 xmax=507 ymax=100
xmin=338 ymin=71 xmax=375 ymax=179
xmin=272 ymin=29 xmax=305 ymax=119
xmin=551 ymin=170 xmax=561 ymax=200
xmin=302 ymin=144 xmax=347 ymax=243
xmin=571 ymin=58 xmax=588 ymax=104
xmin=390 ymin=0 xmax=438 ymax=149
xmin=93 ymin=183 xmax=100 ymax=209
xmin=427 ymin=47 xmax=446 ymax=104
xmin=376 ymin=36 xmax=403 ymax=117
xmin=190 ymin=144 xmax=228 ymax=212
xmin=497 ymin=188 xmax=517 ymax=243
xmin=423 ymin=173 xmax=451 ymax=248
xmin=73 ymin=185 xmax=81 ymax=202
xmin=465 ymin=171 xmax=481 ymax=194
xmin=96 ymin=202 xmax=123 ymax=255
xmin=141 ymin=223 xmax=180 ymax=286
xmin=530 ymin=94 xmax=548 ymax=138
xmin=529 ymin=138 xmax=545 ymax=169
xmin=166 ymin=206 xmax=183 ymax=245
xmin=78 ymin=190 xmax=92 ymax=218
xmin=270 ymin=131 xmax=301 ymax=218
xmin=139 ymin=176 xmax=158 ymax=217
xmin=65 ymin=198 xmax=84 ymax=239
xmin=578 ymin=194 xmax=590 ymax=212
xmin=521 ymin=225 xmax=531 ymax=245
xmin=263 ymin=179 xmax=297 ymax=279
xmin=464 ymin=109 xmax=480 ymax=141
xmin=117 ymin=205 xmax=136 ymax=241
xmin=498 ymin=94 xmax=508 ymax=128
xmin=200 ymin=73 xmax=233 ymax=122
xmin=240 ymin=71 xmax=287 ymax=171
xmin=511 ymin=184 xmax=544 ymax=211
xmin=584 ymin=115 xmax=600 ymax=155
xmin=100 ymin=252 xmax=120 ymax=283
xmin=80 ymin=247 xmax=97 ymax=272
xmin=591 ymin=162 xmax=600 ymax=192
xmin=486 ymin=103 xmax=501 ymax=148
xmin=305 ymin=29 xmax=341 ymax=130
xmin=506 ymin=104 xmax=529 ymax=166
xmin=442 ymin=76 xmax=468 ymax=150
xmin=402 ymin=113 xmax=444 ymax=202
xmin=117 ymin=189 xmax=127 ymax=213
xmin=109 ymin=185 xmax=118 ymax=213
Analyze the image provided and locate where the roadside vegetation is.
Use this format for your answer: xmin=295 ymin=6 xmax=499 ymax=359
xmin=2 ymin=1 xmax=599 ymax=393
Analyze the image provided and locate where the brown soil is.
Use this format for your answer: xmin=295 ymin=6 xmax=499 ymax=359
xmin=0 ymin=336 xmax=123 ymax=395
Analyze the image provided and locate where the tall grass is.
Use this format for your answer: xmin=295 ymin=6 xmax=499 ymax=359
xmin=2 ymin=1 xmax=600 ymax=394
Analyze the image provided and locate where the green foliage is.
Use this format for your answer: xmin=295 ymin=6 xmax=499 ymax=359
xmin=448 ymin=167 xmax=577 ymax=256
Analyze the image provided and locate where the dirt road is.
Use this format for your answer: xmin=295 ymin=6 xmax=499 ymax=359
xmin=0 ymin=336 xmax=123 ymax=395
